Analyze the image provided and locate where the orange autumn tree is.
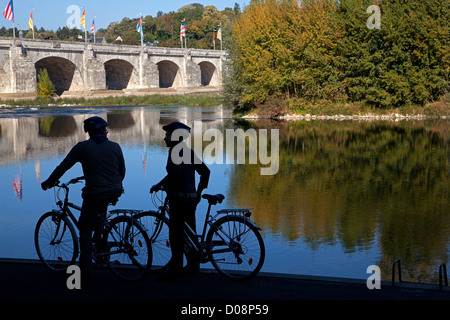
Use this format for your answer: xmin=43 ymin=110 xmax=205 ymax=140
xmin=231 ymin=0 xmax=343 ymax=109
xmin=228 ymin=0 xmax=449 ymax=111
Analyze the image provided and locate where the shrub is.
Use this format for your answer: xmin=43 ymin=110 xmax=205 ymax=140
xmin=36 ymin=68 xmax=55 ymax=98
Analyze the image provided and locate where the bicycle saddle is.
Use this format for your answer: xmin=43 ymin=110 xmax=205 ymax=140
xmin=202 ymin=193 xmax=225 ymax=205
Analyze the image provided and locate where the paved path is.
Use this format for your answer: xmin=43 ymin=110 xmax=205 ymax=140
xmin=1 ymin=259 xmax=448 ymax=315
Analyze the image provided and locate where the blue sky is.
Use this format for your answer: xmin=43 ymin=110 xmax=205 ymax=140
xmin=0 ymin=0 xmax=243 ymax=31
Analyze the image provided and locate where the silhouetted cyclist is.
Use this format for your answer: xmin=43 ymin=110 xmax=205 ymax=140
xmin=150 ymin=121 xmax=210 ymax=281
xmin=41 ymin=116 xmax=126 ymax=281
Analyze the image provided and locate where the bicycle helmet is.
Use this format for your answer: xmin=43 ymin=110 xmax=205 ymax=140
xmin=83 ymin=116 xmax=108 ymax=133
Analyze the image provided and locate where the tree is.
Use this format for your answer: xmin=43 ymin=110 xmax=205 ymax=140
xmin=226 ymin=0 xmax=449 ymax=110
xmin=36 ymin=68 xmax=55 ymax=98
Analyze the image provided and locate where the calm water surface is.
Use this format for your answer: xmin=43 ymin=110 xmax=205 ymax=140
xmin=0 ymin=105 xmax=448 ymax=283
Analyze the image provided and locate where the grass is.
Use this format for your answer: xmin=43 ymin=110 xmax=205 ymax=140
xmin=0 ymin=93 xmax=224 ymax=108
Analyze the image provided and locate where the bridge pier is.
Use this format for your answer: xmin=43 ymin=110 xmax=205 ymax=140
xmin=8 ymin=41 xmax=36 ymax=93
xmin=84 ymin=45 xmax=106 ymax=91
xmin=140 ymin=52 xmax=159 ymax=89
xmin=0 ymin=38 xmax=225 ymax=96
xmin=184 ymin=50 xmax=201 ymax=88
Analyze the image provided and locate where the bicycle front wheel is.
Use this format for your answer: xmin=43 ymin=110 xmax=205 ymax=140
xmin=134 ymin=211 xmax=171 ymax=272
xmin=206 ymin=215 xmax=265 ymax=280
xmin=34 ymin=211 xmax=78 ymax=272
xmin=103 ymin=216 xmax=152 ymax=282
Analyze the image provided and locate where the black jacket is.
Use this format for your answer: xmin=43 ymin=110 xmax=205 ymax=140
xmin=160 ymin=142 xmax=210 ymax=202
xmin=45 ymin=138 xmax=126 ymax=194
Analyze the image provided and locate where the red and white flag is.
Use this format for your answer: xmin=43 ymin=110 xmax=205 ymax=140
xmin=3 ymin=0 xmax=13 ymax=22
xmin=90 ymin=15 xmax=95 ymax=33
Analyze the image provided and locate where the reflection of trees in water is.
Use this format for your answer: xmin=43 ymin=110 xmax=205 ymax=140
xmin=38 ymin=116 xmax=77 ymax=137
xmin=228 ymin=120 xmax=449 ymax=283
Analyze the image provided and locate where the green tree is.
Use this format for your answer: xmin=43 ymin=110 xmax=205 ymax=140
xmin=36 ymin=68 xmax=55 ymax=98
xmin=226 ymin=0 xmax=449 ymax=110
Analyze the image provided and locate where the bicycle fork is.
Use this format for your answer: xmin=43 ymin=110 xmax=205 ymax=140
xmin=50 ymin=214 xmax=67 ymax=246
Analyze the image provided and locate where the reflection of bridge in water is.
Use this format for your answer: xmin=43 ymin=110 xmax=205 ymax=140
xmin=0 ymin=105 xmax=232 ymax=166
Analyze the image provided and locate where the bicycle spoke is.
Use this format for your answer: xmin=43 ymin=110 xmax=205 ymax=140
xmin=135 ymin=211 xmax=171 ymax=272
xmin=103 ymin=216 xmax=151 ymax=282
xmin=207 ymin=216 xmax=265 ymax=280
xmin=35 ymin=212 xmax=77 ymax=272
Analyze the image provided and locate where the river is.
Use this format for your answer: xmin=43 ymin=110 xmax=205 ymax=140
xmin=0 ymin=104 xmax=448 ymax=283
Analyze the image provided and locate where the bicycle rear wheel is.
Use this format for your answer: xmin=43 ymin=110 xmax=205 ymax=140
xmin=206 ymin=215 xmax=265 ymax=280
xmin=134 ymin=211 xmax=171 ymax=272
xmin=103 ymin=215 xmax=152 ymax=282
xmin=34 ymin=211 xmax=78 ymax=272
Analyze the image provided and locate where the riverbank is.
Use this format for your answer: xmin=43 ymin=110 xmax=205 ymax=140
xmin=1 ymin=89 xmax=448 ymax=121
xmin=240 ymin=96 xmax=450 ymax=121
xmin=0 ymin=87 xmax=223 ymax=108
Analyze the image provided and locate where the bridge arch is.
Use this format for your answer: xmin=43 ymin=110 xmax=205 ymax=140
xmin=157 ymin=60 xmax=182 ymax=88
xmin=104 ymin=59 xmax=138 ymax=90
xmin=35 ymin=57 xmax=83 ymax=95
xmin=198 ymin=61 xmax=219 ymax=86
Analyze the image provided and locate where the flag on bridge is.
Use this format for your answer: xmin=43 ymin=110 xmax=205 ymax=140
xmin=80 ymin=9 xmax=86 ymax=29
xmin=90 ymin=15 xmax=95 ymax=33
xmin=217 ymin=24 xmax=222 ymax=41
xmin=136 ymin=16 xmax=143 ymax=46
xmin=28 ymin=11 xmax=33 ymax=29
xmin=2 ymin=0 xmax=13 ymax=22
xmin=136 ymin=16 xmax=142 ymax=33
xmin=180 ymin=18 xmax=186 ymax=38
xmin=180 ymin=18 xmax=186 ymax=48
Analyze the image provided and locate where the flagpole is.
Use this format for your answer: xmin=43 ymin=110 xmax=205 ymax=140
xmin=137 ymin=13 xmax=143 ymax=47
xmin=31 ymin=9 xmax=36 ymax=39
xmin=3 ymin=0 xmax=15 ymax=38
xmin=92 ymin=14 xmax=96 ymax=43
xmin=180 ymin=19 xmax=185 ymax=49
xmin=81 ymin=6 xmax=86 ymax=42
xmin=12 ymin=0 xmax=14 ymax=38
xmin=32 ymin=13 xmax=34 ymax=39
xmin=139 ymin=13 xmax=144 ymax=47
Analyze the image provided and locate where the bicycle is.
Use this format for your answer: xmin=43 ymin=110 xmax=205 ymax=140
xmin=131 ymin=189 xmax=265 ymax=280
xmin=34 ymin=176 xmax=152 ymax=282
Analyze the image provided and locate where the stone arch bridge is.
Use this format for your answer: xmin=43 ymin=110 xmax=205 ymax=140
xmin=0 ymin=38 xmax=226 ymax=95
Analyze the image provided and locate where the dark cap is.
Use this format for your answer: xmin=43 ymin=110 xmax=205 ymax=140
xmin=84 ymin=116 xmax=108 ymax=133
xmin=162 ymin=121 xmax=191 ymax=133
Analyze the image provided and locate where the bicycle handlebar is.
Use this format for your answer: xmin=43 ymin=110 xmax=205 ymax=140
xmin=57 ymin=176 xmax=85 ymax=188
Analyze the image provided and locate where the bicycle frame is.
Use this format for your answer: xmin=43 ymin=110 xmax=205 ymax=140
xmin=153 ymin=192 xmax=260 ymax=258
xmin=52 ymin=178 xmax=128 ymax=256
xmin=55 ymin=184 xmax=81 ymax=229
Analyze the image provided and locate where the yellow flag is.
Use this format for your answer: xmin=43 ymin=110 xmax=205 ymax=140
xmin=28 ymin=12 xmax=33 ymax=30
xmin=217 ymin=25 xmax=222 ymax=41
xmin=80 ymin=9 xmax=86 ymax=29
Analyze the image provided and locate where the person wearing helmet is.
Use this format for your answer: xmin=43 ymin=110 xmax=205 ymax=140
xmin=41 ymin=116 xmax=126 ymax=281
xmin=150 ymin=121 xmax=210 ymax=281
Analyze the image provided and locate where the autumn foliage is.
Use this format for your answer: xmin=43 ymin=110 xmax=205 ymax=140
xmin=227 ymin=0 xmax=449 ymax=110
